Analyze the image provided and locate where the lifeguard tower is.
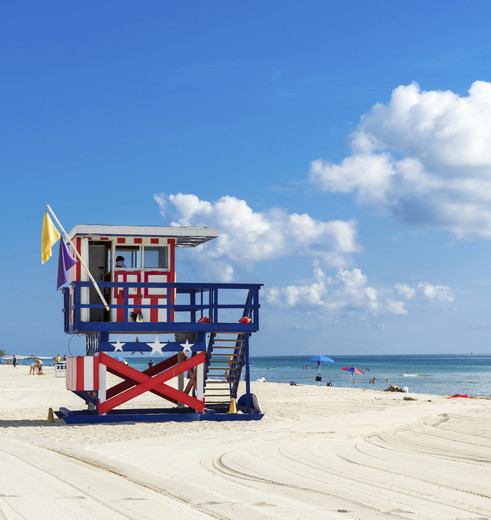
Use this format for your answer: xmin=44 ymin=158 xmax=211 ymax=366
xmin=56 ymin=224 xmax=263 ymax=423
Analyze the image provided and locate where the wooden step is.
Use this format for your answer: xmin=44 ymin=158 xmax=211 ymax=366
xmin=211 ymin=353 xmax=244 ymax=357
xmin=210 ymin=346 xmax=244 ymax=349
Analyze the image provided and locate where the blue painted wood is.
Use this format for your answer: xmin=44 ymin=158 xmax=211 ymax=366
xmin=69 ymin=321 xmax=256 ymax=334
xmin=62 ymin=281 xmax=262 ymax=335
xmin=63 ymin=289 xmax=69 ymax=333
xmin=55 ymin=407 xmax=264 ymax=424
xmin=98 ymin=341 xmax=206 ymax=352
xmin=73 ymin=390 xmax=97 ymax=406
xmin=244 ymin=336 xmax=251 ymax=411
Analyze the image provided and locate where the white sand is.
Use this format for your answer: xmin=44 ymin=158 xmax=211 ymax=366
xmin=0 ymin=364 xmax=490 ymax=519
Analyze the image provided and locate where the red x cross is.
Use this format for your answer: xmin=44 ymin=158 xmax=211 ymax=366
xmin=98 ymin=351 xmax=206 ymax=415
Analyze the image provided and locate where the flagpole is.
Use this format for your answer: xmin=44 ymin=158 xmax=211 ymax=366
xmin=46 ymin=205 xmax=110 ymax=311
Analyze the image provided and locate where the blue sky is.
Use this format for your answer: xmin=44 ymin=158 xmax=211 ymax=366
xmin=2 ymin=1 xmax=491 ymax=356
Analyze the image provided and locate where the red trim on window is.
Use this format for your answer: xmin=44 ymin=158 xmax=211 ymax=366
xmin=134 ymin=238 xmax=142 ymax=244
xmin=150 ymin=238 xmax=159 ymax=244
xmin=117 ymin=237 xmax=126 ymax=243
xmin=169 ymin=239 xmax=176 ymax=322
xmin=169 ymin=239 xmax=176 ymax=284
xmin=76 ymin=237 xmax=81 ymax=281
xmin=100 ymin=237 xmax=109 ymax=240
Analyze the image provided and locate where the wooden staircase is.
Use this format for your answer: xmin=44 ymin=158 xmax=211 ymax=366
xmin=203 ymin=332 xmax=248 ymax=409
xmin=203 ymin=290 xmax=254 ymax=411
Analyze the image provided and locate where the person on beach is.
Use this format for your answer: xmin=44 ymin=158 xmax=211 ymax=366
xmin=385 ymin=385 xmax=405 ymax=392
xmin=37 ymin=359 xmax=43 ymax=375
xmin=56 ymin=354 xmax=61 ymax=363
xmin=147 ymin=359 xmax=154 ymax=369
xmin=12 ymin=355 xmax=16 ymax=368
xmin=30 ymin=359 xmax=40 ymax=375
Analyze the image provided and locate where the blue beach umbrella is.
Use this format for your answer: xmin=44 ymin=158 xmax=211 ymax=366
xmin=307 ymin=355 xmax=334 ymax=385
xmin=307 ymin=355 xmax=334 ymax=364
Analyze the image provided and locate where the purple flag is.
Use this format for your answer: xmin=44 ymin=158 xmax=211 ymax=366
xmin=57 ymin=240 xmax=77 ymax=290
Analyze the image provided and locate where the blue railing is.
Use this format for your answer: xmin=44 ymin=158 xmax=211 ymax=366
xmin=62 ymin=281 xmax=262 ymax=334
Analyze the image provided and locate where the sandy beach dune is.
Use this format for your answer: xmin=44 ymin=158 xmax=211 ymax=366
xmin=1 ymin=365 xmax=490 ymax=519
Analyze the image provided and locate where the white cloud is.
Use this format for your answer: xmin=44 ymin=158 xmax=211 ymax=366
xmin=154 ymin=193 xmax=359 ymax=281
xmin=395 ymin=281 xmax=453 ymax=304
xmin=386 ymin=299 xmax=408 ymax=315
xmin=266 ymin=266 xmax=453 ymax=318
xmin=309 ymin=81 xmax=491 ymax=239
xmin=310 ymin=153 xmax=395 ymax=208
xmin=266 ymin=265 xmax=379 ymax=314
xmin=153 ymin=193 xmax=454 ymax=318
xmin=395 ymin=283 xmax=416 ymax=300
xmin=417 ymin=282 xmax=454 ymax=303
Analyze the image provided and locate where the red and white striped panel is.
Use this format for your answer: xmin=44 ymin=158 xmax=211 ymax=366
xmin=113 ymin=296 xmax=167 ymax=323
xmin=142 ymin=271 xmax=169 ymax=322
xmin=114 ymin=237 xmax=168 ymax=246
xmin=141 ymin=297 xmax=166 ymax=322
xmin=143 ymin=271 xmax=169 ymax=297
xmin=113 ymin=271 xmax=141 ymax=322
xmin=112 ymin=270 xmax=169 ymax=323
xmin=66 ymin=356 xmax=100 ymax=391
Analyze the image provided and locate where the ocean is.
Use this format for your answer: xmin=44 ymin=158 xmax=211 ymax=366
xmin=15 ymin=353 xmax=491 ymax=397
xmin=128 ymin=353 xmax=491 ymax=397
xmin=246 ymin=354 xmax=491 ymax=397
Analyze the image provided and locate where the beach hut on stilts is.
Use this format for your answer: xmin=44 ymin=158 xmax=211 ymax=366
xmin=43 ymin=206 xmax=263 ymax=424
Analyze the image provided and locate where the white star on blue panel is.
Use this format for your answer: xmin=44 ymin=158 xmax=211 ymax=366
xmin=147 ymin=337 xmax=165 ymax=355
xmin=111 ymin=339 xmax=125 ymax=352
xmin=180 ymin=340 xmax=194 ymax=354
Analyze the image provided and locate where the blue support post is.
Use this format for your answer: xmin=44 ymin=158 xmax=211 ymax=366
xmin=124 ymin=287 xmax=129 ymax=329
xmin=244 ymin=334 xmax=252 ymax=412
xmin=166 ymin=287 xmax=172 ymax=323
xmin=190 ymin=291 xmax=196 ymax=322
xmin=62 ymin=288 xmax=69 ymax=333
xmin=75 ymin=285 xmax=81 ymax=330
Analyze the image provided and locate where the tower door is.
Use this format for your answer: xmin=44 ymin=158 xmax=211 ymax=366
xmin=88 ymin=242 xmax=110 ymax=321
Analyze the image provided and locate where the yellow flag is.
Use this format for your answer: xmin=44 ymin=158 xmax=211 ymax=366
xmin=41 ymin=210 xmax=61 ymax=263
